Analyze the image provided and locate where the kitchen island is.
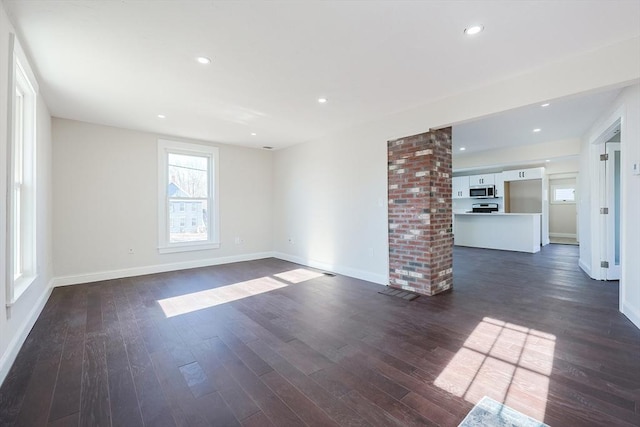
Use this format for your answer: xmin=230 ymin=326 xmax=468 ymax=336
xmin=453 ymin=212 xmax=541 ymax=253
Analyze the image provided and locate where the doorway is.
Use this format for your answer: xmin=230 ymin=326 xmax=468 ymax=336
xmin=598 ymin=121 xmax=621 ymax=280
xmin=548 ymin=174 xmax=578 ymax=245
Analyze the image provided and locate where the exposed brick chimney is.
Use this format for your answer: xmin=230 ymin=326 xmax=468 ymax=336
xmin=387 ymin=128 xmax=453 ymax=296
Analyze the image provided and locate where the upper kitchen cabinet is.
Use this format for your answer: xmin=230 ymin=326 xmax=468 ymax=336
xmin=469 ymin=174 xmax=495 ymax=186
xmin=501 ymin=167 xmax=544 ymax=182
xmin=495 ymin=173 xmax=505 ymax=197
xmin=452 ymin=176 xmax=470 ymax=199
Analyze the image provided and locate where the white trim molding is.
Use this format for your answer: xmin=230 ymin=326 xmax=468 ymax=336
xmin=549 ymin=233 xmax=577 ymax=239
xmin=579 ymin=258 xmax=592 ymax=278
xmin=52 ymin=252 xmax=275 ymax=287
xmin=0 ymin=280 xmax=54 ymax=385
xmin=622 ymin=302 xmax=640 ymax=330
xmin=273 ymin=252 xmax=388 ymax=286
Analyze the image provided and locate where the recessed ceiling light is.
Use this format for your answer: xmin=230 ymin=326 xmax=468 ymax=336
xmin=157 ymin=114 xmax=166 ymax=119
xmin=464 ymin=25 xmax=484 ymax=36
xmin=251 ymin=132 xmax=257 ymax=136
xmin=318 ymin=97 xmax=328 ymax=104
xmin=459 ymin=147 xmax=466 ymax=151
xmin=196 ymin=56 xmax=212 ymax=64
xmin=533 ymin=128 xmax=541 ymax=133
xmin=545 ymin=159 xmax=551 ymax=162
xmin=541 ymin=103 xmax=550 ymax=107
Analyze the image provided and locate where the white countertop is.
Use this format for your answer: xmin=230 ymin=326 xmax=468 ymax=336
xmin=454 ymin=212 xmax=542 ymax=216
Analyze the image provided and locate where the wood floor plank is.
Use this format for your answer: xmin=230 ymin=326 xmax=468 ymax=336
xmin=247 ymin=338 xmax=370 ymax=426
xmin=124 ymin=333 xmax=176 ymax=427
xmin=178 ymin=361 xmax=216 ymax=398
xmin=260 ymin=369 xmax=340 ymax=427
xmin=189 ymin=340 xmax=261 ymax=422
xmin=15 ymin=357 xmax=61 ymax=427
xmin=79 ymin=335 xmax=111 ymax=427
xmin=241 ymin=410 xmax=275 ymax=427
xmin=107 ymin=366 xmax=144 ymax=427
xmin=48 ymin=412 xmax=79 ymax=427
xmin=48 ymin=337 xmax=84 ymax=422
xmin=210 ymin=339 xmax=305 ymax=426
xmin=196 ymin=391 xmax=242 ymax=427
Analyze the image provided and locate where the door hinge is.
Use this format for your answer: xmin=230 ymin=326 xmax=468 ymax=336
xmin=600 ymin=207 xmax=609 ymax=214
xmin=600 ymin=153 xmax=609 ymax=161
xmin=601 ymin=261 xmax=609 ymax=268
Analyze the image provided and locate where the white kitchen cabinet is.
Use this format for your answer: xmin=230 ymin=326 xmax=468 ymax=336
xmin=501 ymin=167 xmax=544 ymax=181
xmin=452 ymin=176 xmax=469 ymax=199
xmin=469 ymin=174 xmax=495 ymax=186
xmin=494 ymin=173 xmax=505 ymax=198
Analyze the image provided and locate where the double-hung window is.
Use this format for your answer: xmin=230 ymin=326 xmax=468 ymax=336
xmin=7 ymin=33 xmax=38 ymax=304
xmin=158 ymin=139 xmax=219 ymax=253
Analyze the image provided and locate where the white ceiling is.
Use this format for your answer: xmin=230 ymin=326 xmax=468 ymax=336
xmin=452 ymin=87 xmax=623 ymax=154
xmin=4 ymin=0 xmax=640 ymax=150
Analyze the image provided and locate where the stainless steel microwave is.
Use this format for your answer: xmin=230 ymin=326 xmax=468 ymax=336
xmin=469 ymin=185 xmax=495 ymax=198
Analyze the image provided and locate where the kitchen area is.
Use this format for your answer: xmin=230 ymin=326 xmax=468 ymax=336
xmin=452 ymin=167 xmax=548 ymax=253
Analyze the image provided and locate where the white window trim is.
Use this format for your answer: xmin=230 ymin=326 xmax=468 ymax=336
xmin=157 ymin=139 xmax=220 ymax=253
xmin=6 ymin=33 xmax=39 ymax=307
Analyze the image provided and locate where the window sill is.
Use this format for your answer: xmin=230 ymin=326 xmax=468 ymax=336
xmin=158 ymin=242 xmax=220 ymax=254
xmin=7 ymin=274 xmax=38 ymax=307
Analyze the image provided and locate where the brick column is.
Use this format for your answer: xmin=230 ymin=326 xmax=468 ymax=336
xmin=387 ymin=128 xmax=453 ymax=296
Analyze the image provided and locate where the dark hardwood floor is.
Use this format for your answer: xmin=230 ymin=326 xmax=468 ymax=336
xmin=1 ymin=244 xmax=638 ymax=426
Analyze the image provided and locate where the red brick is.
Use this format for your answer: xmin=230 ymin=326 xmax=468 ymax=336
xmin=387 ymin=128 xmax=452 ymax=296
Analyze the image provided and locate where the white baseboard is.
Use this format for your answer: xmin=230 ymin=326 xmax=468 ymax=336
xmin=578 ymin=258 xmax=592 ymax=278
xmin=549 ymin=233 xmax=577 ymax=239
xmin=272 ymin=252 xmax=388 ymax=286
xmin=0 ymin=279 xmax=54 ymax=386
xmin=622 ymin=302 xmax=640 ymax=330
xmin=51 ymin=252 xmax=276 ymax=287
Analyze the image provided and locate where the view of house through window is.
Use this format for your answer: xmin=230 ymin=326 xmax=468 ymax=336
xmin=168 ymin=152 xmax=209 ymax=242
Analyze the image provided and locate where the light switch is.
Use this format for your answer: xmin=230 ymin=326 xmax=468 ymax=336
xmin=633 ymin=161 xmax=640 ymax=176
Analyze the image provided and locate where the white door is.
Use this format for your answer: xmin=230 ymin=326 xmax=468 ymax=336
xmin=601 ymin=142 xmax=621 ymax=280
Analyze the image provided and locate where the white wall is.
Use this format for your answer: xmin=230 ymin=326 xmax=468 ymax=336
xmin=0 ymin=3 xmax=54 ymax=382
xmin=52 ymin=119 xmax=274 ymax=283
xmin=579 ymin=84 xmax=640 ymax=328
xmin=272 ymin=126 xmax=389 ymax=284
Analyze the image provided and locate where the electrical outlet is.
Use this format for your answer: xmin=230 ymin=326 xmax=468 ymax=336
xmin=234 ymin=236 xmax=243 ymax=244
xmin=288 ymin=237 xmax=295 ymax=245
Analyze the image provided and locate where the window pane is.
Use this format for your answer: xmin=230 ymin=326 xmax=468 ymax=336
xmin=14 ymin=186 xmax=21 ymax=279
xmin=554 ymin=188 xmax=575 ymax=202
xmin=168 ymin=153 xmax=208 ymax=198
xmin=169 ymin=200 xmax=208 ymax=243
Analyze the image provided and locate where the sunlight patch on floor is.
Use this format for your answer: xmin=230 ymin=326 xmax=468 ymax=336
xmin=157 ymin=268 xmax=325 ymax=317
xmin=434 ymin=317 xmax=555 ymax=421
